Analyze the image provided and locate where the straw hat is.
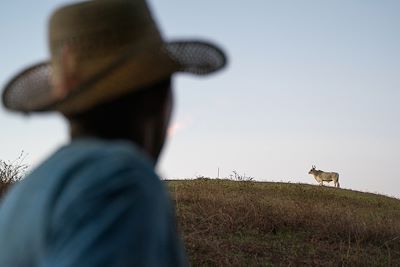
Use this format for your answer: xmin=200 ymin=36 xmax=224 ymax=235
xmin=2 ymin=0 xmax=227 ymax=115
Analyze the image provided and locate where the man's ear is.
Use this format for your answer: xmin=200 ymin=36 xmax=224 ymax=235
xmin=52 ymin=45 xmax=80 ymax=99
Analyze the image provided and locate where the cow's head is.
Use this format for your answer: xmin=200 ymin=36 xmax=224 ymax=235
xmin=308 ymin=165 xmax=316 ymax=174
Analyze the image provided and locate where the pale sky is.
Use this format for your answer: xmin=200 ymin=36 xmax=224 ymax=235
xmin=1 ymin=0 xmax=399 ymax=198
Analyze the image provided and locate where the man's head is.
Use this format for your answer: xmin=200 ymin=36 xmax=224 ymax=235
xmin=2 ymin=0 xmax=227 ymax=157
xmin=56 ymin=39 xmax=174 ymax=161
xmin=66 ymin=77 xmax=173 ymax=162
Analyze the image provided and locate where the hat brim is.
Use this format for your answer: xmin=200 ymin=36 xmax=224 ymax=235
xmin=2 ymin=40 xmax=227 ymax=114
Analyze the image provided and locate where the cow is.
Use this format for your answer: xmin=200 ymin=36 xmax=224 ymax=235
xmin=308 ymin=165 xmax=340 ymax=188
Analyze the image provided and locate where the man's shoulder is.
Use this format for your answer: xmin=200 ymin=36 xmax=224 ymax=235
xmin=60 ymin=138 xmax=153 ymax=167
xmin=37 ymin=138 xmax=165 ymax=215
xmin=18 ymin=138 xmax=160 ymax=200
xmin=53 ymin=138 xmax=159 ymax=186
xmin=41 ymin=138 xmax=153 ymax=174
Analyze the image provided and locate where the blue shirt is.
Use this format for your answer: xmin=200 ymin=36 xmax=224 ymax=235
xmin=0 ymin=138 xmax=188 ymax=267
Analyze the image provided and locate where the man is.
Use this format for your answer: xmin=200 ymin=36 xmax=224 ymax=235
xmin=0 ymin=0 xmax=226 ymax=266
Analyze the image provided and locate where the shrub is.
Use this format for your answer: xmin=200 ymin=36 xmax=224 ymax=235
xmin=0 ymin=151 xmax=28 ymax=197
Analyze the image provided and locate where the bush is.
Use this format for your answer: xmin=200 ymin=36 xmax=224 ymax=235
xmin=0 ymin=151 xmax=28 ymax=197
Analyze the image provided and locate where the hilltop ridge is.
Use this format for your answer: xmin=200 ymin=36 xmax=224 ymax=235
xmin=168 ymin=179 xmax=400 ymax=266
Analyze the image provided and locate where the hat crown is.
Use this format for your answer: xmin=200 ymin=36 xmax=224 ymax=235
xmin=49 ymin=0 xmax=163 ymax=58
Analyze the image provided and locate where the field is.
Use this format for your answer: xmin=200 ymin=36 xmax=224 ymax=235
xmin=167 ymin=179 xmax=400 ymax=266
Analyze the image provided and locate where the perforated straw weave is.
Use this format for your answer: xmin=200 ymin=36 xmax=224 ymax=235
xmin=2 ymin=64 xmax=52 ymax=112
xmin=2 ymin=41 xmax=226 ymax=114
xmin=166 ymin=41 xmax=226 ymax=75
xmin=1 ymin=0 xmax=227 ymax=115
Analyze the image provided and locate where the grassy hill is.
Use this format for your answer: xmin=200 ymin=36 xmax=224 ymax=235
xmin=167 ymin=179 xmax=400 ymax=266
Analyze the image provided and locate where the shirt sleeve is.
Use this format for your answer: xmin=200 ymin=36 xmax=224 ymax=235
xmin=38 ymin=154 xmax=184 ymax=267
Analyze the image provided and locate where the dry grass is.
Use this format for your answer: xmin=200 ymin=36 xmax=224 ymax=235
xmin=167 ymin=179 xmax=400 ymax=266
